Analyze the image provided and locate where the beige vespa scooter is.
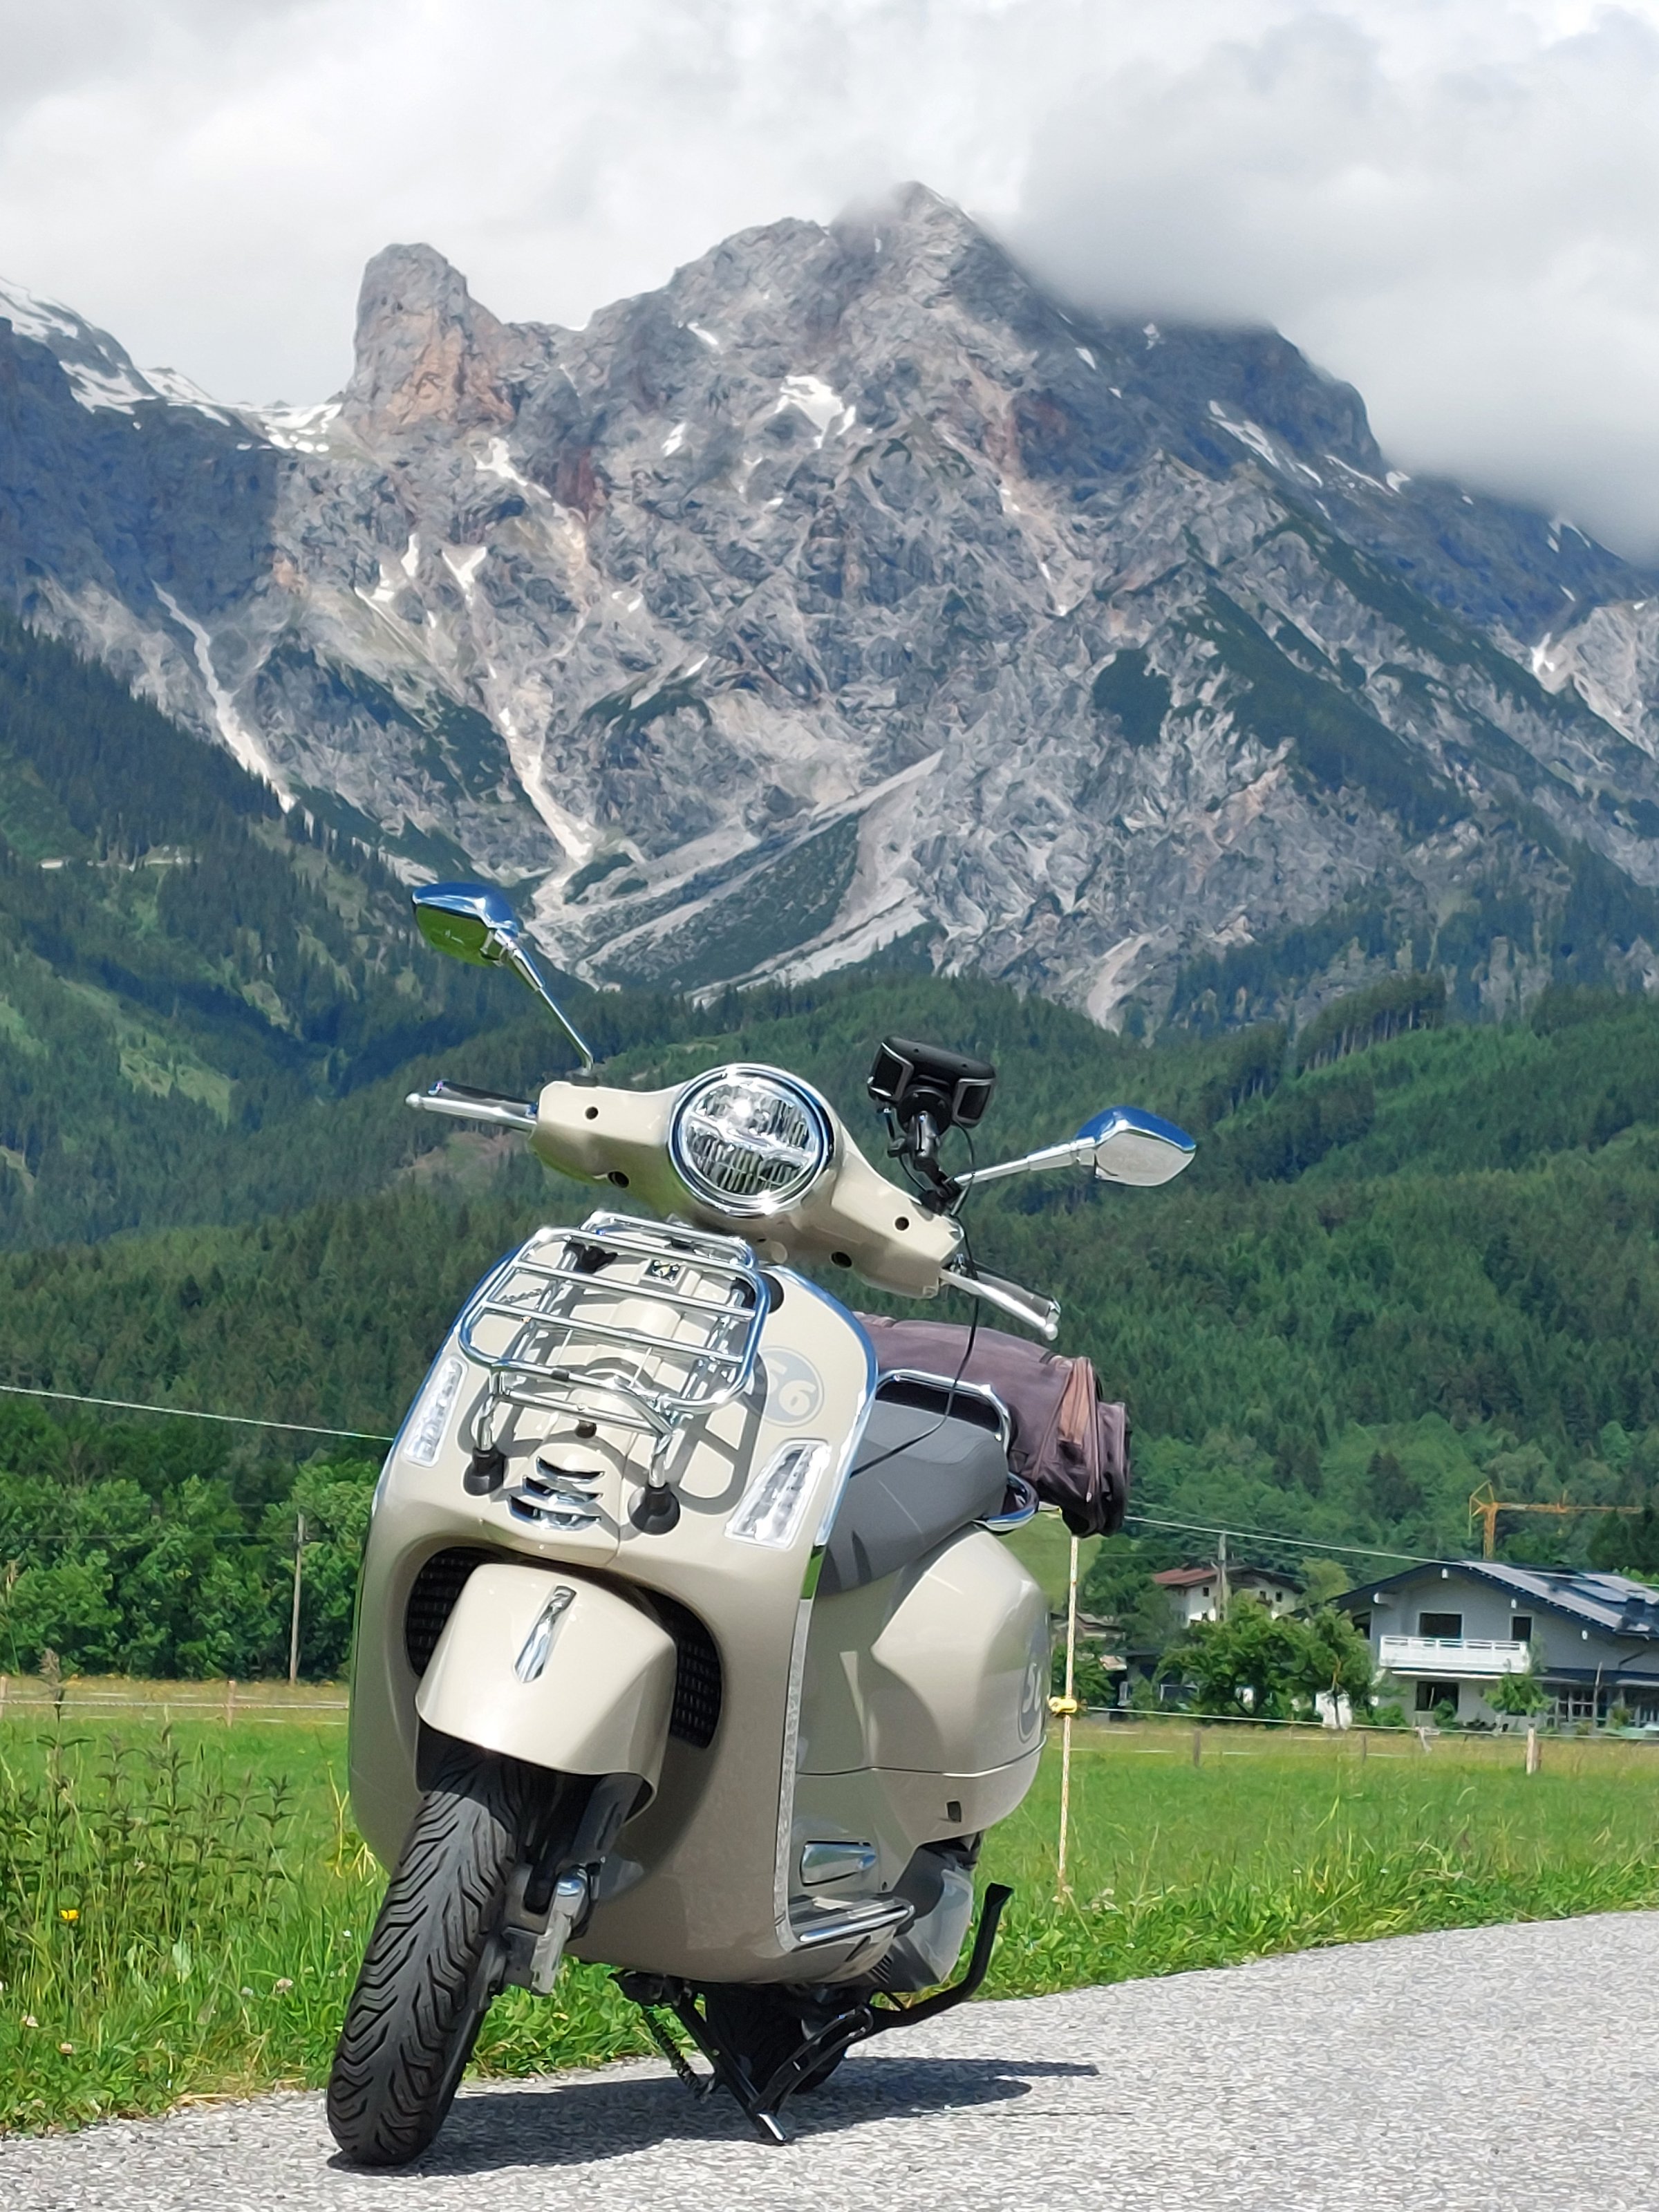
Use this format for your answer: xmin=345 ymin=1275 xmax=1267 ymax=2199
xmin=329 ymin=883 xmax=1194 ymax=2166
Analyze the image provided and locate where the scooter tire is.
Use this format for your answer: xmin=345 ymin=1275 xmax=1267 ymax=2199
xmin=326 ymin=1745 xmax=534 ymax=2168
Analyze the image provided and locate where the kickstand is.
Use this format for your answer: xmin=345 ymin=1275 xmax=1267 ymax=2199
xmin=612 ymin=1886 xmax=1012 ymax=2147
xmin=615 ymin=1972 xmax=786 ymax=2140
xmin=636 ymin=2005 xmax=715 ymax=2098
xmin=664 ymin=1988 xmax=791 ymax=2143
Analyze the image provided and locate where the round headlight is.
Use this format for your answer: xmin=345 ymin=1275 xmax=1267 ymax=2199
xmin=669 ymin=1067 xmax=832 ymax=1215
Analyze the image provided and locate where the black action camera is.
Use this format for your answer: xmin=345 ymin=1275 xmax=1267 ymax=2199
xmin=867 ymin=1036 xmax=997 ymax=1136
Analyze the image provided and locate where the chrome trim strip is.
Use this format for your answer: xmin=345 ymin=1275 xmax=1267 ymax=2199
xmin=769 ymin=1284 xmax=879 ymax=1953
xmin=514 ymin=1584 xmax=575 ymax=1682
xmin=877 ymin=1367 xmax=1013 ymax=1454
xmin=785 ymin=1894 xmax=914 ymax=1949
xmin=981 ymin=1472 xmax=1040 ymax=1534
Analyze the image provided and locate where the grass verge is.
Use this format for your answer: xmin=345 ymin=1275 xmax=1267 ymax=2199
xmin=1 ymin=1716 xmax=1656 ymax=2134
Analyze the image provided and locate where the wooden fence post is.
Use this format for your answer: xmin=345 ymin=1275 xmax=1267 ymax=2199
xmin=1526 ymin=1725 xmax=1540 ymax=1775
xmin=224 ymin=1680 xmax=236 ymax=1728
xmin=1191 ymin=1727 xmax=1203 ymax=1768
xmin=1054 ymin=1534 xmax=1080 ymax=1896
xmin=288 ymin=1514 xmax=307 ymax=1686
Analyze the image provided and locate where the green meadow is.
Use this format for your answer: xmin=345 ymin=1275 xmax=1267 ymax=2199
xmin=3 ymin=1706 xmax=1655 ymax=2135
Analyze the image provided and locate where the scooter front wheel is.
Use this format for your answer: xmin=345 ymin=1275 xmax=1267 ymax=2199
xmin=327 ymin=1743 xmax=536 ymax=2167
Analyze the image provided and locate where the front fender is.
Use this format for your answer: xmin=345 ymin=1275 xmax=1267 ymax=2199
xmin=415 ymin=1562 xmax=676 ymax=1797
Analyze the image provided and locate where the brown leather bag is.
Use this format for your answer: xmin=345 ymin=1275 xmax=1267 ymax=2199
xmin=855 ymin=1314 xmax=1130 ymax=1537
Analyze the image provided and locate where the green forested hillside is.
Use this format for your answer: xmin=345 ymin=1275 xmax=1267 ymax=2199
xmin=6 ymin=614 xmax=1659 ymax=1674
xmin=2 ymin=961 xmax=1659 ymax=1676
xmin=0 ymin=612 xmax=529 ymax=1243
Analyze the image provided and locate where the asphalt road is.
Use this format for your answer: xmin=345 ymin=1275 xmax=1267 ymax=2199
xmin=6 ymin=1913 xmax=1658 ymax=2212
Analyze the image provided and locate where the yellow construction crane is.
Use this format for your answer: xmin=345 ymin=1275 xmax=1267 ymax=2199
xmin=1468 ymin=1483 xmax=1642 ymax=1561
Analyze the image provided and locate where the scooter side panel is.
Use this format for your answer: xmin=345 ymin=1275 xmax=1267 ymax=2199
xmin=791 ymin=1748 xmax=1043 ymax=1897
xmin=798 ymin=1529 xmax=1049 ymax=1779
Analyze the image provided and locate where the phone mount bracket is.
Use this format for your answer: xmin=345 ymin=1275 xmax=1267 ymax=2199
xmin=865 ymin=1036 xmax=997 ymax=1214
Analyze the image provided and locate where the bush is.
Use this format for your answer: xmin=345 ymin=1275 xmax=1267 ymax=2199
xmin=1157 ymin=1598 xmax=1376 ymax=1723
xmin=1050 ymin=1645 xmax=1118 ymax=1708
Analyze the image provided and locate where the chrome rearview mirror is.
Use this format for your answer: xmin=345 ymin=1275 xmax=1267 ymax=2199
xmin=411 ymin=881 xmax=594 ymax=1071
xmin=412 ymin=880 xmax=523 ymax=968
xmin=1075 ymin=1106 xmax=1197 ymax=1187
xmin=954 ymin=1103 xmax=1195 ymax=1192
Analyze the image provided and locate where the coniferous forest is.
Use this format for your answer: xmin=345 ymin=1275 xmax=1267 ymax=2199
xmin=3 ymin=613 xmax=1659 ymax=1674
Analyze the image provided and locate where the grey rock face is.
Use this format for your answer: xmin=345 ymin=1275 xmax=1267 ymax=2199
xmin=5 ymin=187 xmax=1659 ymax=1027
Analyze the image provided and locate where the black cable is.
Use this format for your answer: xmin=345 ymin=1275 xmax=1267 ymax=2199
xmin=852 ymin=1122 xmax=986 ymax=1481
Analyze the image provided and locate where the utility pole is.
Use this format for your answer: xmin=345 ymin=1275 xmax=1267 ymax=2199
xmin=1217 ymin=1530 xmax=1229 ymax=1619
xmin=288 ymin=1513 xmax=307 ymax=1685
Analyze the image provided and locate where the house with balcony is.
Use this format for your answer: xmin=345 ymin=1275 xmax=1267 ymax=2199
xmin=1152 ymin=1563 xmax=1302 ymax=1627
xmin=1333 ymin=1560 xmax=1659 ymax=1727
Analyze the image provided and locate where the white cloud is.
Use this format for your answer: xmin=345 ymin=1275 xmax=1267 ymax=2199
xmin=1013 ymin=6 xmax=1659 ymax=556
xmin=2 ymin=2 xmax=1659 ymax=553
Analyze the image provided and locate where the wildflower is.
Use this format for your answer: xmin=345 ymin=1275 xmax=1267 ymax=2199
xmin=274 ymin=1978 xmax=294 ymax=1993
xmin=59 ymin=1909 xmax=78 ymax=1923
xmin=240 ymin=1987 xmax=254 ymax=1998
xmin=21 ymin=2015 xmax=37 ymax=2028
xmin=58 ymin=2042 xmax=74 ymax=2055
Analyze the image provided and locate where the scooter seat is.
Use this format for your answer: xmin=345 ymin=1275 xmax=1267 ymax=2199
xmin=816 ymin=1387 xmax=1011 ymax=1598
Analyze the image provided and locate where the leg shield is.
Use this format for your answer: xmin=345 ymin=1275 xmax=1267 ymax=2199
xmin=415 ymin=1562 xmax=676 ymax=1798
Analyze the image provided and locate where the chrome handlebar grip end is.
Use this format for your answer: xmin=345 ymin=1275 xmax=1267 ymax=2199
xmin=940 ymin=1261 xmax=1061 ymax=1341
xmin=406 ymin=1081 xmax=538 ymax=1132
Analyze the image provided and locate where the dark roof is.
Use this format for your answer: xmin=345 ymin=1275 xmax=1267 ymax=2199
xmin=1153 ymin=1564 xmax=1302 ymax=1590
xmin=1333 ymin=1559 xmax=1659 ymax=1641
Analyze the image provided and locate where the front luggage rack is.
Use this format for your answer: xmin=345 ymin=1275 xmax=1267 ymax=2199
xmin=458 ymin=1212 xmax=767 ymax=1445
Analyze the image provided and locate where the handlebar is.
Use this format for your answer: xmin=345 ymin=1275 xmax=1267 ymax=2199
xmin=406 ymin=1080 xmax=537 ymax=1132
xmin=940 ymin=1259 xmax=1060 ymax=1341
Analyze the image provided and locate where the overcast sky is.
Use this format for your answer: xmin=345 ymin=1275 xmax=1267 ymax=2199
xmin=3 ymin=1 xmax=1659 ymax=556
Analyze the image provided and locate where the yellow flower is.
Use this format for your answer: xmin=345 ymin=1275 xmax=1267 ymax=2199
xmin=58 ymin=1909 xmax=78 ymax=1923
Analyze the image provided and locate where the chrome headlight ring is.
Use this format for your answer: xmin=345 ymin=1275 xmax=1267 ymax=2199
xmin=668 ymin=1065 xmax=834 ymax=1217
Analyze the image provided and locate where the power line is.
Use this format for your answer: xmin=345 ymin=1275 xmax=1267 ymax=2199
xmin=0 ymin=1380 xmax=393 ymax=1445
xmin=1125 ymin=1512 xmax=1443 ymax=1570
xmin=0 ymin=1382 xmax=1459 ymax=1574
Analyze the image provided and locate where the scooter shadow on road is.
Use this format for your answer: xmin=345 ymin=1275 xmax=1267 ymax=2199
xmin=349 ymin=2054 xmax=1100 ymax=2178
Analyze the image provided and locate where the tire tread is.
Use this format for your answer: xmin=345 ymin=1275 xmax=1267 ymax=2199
xmin=326 ymin=1749 xmax=531 ymax=2167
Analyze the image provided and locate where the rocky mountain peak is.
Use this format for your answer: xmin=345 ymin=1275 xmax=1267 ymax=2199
xmin=8 ymin=187 xmax=1659 ymax=1033
xmin=343 ymin=242 xmax=550 ymax=438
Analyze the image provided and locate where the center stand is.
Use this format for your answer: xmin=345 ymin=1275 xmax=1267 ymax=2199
xmin=615 ymin=1883 xmax=1013 ymax=2143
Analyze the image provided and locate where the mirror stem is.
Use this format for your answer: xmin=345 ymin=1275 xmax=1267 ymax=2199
xmin=497 ymin=934 xmax=596 ymax=1073
xmin=953 ymin=1138 xmax=1089 ymax=1190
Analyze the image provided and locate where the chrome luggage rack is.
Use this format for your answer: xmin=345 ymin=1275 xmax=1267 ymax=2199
xmin=457 ymin=1211 xmax=767 ymax=1447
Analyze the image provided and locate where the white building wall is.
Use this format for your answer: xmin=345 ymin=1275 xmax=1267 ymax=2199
xmin=1356 ymin=1568 xmax=1659 ymax=1726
